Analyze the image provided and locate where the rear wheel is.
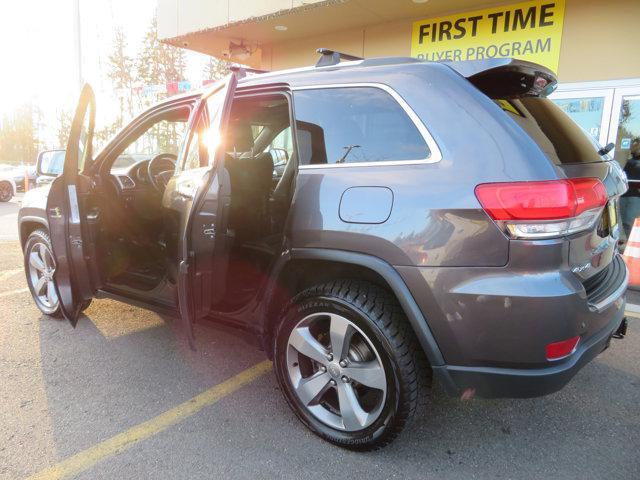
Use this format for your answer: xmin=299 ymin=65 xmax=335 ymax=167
xmin=0 ymin=181 xmax=13 ymax=202
xmin=274 ymin=280 xmax=430 ymax=450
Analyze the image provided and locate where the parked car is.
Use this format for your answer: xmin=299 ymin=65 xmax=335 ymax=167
xmin=18 ymin=54 xmax=629 ymax=450
xmin=12 ymin=164 xmax=37 ymax=191
xmin=0 ymin=165 xmax=17 ymax=202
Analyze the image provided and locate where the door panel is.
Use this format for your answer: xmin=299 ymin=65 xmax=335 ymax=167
xmin=47 ymin=84 xmax=99 ymax=325
xmin=164 ymin=74 xmax=238 ymax=347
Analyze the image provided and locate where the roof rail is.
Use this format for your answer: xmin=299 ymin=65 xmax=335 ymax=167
xmin=315 ymin=48 xmax=363 ymax=67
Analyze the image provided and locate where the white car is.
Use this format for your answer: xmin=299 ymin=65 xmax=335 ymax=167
xmin=0 ymin=165 xmax=17 ymax=202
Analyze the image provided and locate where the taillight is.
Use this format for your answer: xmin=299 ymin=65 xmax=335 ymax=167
xmin=475 ymin=178 xmax=607 ymax=239
xmin=546 ymin=335 xmax=580 ymax=360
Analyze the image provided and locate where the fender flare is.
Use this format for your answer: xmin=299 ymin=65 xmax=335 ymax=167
xmin=18 ymin=213 xmax=49 ymax=246
xmin=264 ymin=247 xmax=445 ymax=367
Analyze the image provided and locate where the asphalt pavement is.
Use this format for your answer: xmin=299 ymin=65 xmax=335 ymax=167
xmin=0 ymin=192 xmax=22 ymax=241
xmin=0 ymin=194 xmax=638 ymax=479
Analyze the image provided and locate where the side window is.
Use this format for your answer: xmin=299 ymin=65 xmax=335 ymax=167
xmin=292 ymin=87 xmax=430 ymax=165
xmin=182 ymin=127 xmax=204 ymax=171
xmin=181 ymin=89 xmax=225 ymax=172
xmin=268 ymin=126 xmax=293 ymax=166
xmin=110 ymin=115 xmax=189 ymax=172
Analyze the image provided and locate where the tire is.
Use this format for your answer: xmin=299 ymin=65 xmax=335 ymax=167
xmin=273 ymin=280 xmax=431 ymax=450
xmin=0 ymin=181 xmax=13 ymax=202
xmin=24 ymin=229 xmax=62 ymax=317
xmin=24 ymin=229 xmax=93 ymax=318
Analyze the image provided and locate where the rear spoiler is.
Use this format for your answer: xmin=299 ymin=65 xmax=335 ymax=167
xmin=444 ymin=58 xmax=557 ymax=99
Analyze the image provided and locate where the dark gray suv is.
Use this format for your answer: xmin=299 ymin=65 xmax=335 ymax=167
xmin=18 ymin=53 xmax=629 ymax=450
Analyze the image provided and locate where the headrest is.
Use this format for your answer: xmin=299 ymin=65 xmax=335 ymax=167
xmin=296 ymin=120 xmax=327 ymax=165
xmin=227 ymin=122 xmax=255 ymax=152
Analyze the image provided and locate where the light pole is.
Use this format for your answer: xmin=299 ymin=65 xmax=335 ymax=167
xmin=72 ymin=0 xmax=82 ymax=89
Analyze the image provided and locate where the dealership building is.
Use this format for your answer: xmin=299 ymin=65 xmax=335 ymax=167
xmin=158 ymin=0 xmax=640 ymax=231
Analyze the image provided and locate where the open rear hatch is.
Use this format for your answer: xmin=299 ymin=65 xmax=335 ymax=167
xmin=455 ymin=58 xmax=629 ymax=308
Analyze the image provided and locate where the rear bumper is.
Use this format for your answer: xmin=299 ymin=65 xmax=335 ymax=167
xmin=433 ymin=307 xmax=626 ymax=398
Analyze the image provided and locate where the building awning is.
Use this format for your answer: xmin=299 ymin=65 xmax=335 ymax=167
xmin=158 ymin=0 xmax=505 ymax=67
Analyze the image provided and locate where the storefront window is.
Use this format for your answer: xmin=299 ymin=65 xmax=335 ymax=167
xmin=614 ymin=96 xmax=640 ymax=241
xmin=551 ymin=97 xmax=605 ymax=141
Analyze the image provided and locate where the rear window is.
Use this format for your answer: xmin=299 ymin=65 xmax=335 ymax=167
xmin=496 ymin=98 xmax=603 ymax=164
xmin=293 ymin=87 xmax=430 ymax=165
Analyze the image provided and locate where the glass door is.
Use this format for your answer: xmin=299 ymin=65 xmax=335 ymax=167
xmin=550 ymin=89 xmax=614 ymax=146
xmin=608 ymin=87 xmax=640 ymax=242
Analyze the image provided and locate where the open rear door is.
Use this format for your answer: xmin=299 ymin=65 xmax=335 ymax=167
xmin=47 ymin=84 xmax=101 ymax=325
xmin=166 ymin=73 xmax=238 ymax=347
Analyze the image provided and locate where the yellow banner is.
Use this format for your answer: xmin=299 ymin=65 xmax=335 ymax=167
xmin=411 ymin=0 xmax=565 ymax=73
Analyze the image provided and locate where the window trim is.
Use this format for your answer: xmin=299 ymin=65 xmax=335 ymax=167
xmin=96 ymin=98 xmax=196 ymax=176
xmin=291 ymin=83 xmax=442 ymax=169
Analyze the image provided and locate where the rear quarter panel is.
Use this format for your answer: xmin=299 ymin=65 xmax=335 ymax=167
xmin=288 ymin=63 xmax=559 ymax=268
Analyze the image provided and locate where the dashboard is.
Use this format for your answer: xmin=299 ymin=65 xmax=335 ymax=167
xmin=112 ymin=161 xmax=147 ymax=192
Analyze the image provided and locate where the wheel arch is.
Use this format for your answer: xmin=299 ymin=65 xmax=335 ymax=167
xmin=19 ymin=216 xmax=49 ymax=248
xmin=262 ymin=248 xmax=445 ymax=367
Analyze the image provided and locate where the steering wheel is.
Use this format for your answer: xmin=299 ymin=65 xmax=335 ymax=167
xmin=147 ymin=153 xmax=177 ymax=193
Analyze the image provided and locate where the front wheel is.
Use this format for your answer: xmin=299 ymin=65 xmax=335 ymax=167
xmin=274 ymin=280 xmax=431 ymax=450
xmin=24 ymin=229 xmax=94 ymax=318
xmin=24 ymin=229 xmax=61 ymax=316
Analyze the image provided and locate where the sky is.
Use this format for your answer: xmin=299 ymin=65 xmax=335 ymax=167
xmin=0 ymin=0 xmax=210 ymax=147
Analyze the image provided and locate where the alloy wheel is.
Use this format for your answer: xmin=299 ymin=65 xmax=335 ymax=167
xmin=27 ymin=241 xmax=59 ymax=313
xmin=286 ymin=312 xmax=387 ymax=432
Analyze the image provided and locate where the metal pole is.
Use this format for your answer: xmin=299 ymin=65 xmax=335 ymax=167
xmin=72 ymin=0 xmax=82 ymax=88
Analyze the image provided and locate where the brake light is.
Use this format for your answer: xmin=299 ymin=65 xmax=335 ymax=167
xmin=546 ymin=335 xmax=580 ymax=360
xmin=475 ymin=178 xmax=607 ymax=239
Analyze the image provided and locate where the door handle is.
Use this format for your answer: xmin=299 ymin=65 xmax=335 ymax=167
xmin=86 ymin=207 xmax=100 ymax=220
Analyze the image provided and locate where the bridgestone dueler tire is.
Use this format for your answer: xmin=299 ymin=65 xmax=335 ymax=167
xmin=274 ymin=279 xmax=431 ymax=450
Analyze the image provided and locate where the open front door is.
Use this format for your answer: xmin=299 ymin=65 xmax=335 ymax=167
xmin=47 ymin=84 xmax=100 ymax=325
xmin=165 ymin=73 xmax=238 ymax=347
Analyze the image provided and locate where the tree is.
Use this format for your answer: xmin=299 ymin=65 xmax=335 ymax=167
xmin=133 ymin=15 xmax=192 ymax=153
xmin=108 ymin=27 xmax=135 ymax=127
xmin=203 ymin=56 xmax=231 ymax=82
xmin=163 ymin=42 xmax=187 ymax=83
xmin=136 ymin=16 xmax=165 ymax=89
xmin=0 ymin=104 xmax=39 ymax=165
xmin=55 ymin=109 xmax=73 ymax=150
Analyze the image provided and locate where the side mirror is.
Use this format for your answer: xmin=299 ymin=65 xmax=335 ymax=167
xmin=37 ymin=150 xmax=66 ymax=177
xmin=36 ymin=175 xmax=55 ymax=187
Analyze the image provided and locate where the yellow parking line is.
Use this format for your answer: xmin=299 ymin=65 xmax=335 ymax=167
xmin=26 ymin=360 xmax=272 ymax=480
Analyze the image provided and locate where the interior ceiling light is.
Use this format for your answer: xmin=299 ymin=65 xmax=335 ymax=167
xmin=412 ymin=0 xmax=429 ymax=3
xmin=275 ymin=25 xmax=288 ymax=31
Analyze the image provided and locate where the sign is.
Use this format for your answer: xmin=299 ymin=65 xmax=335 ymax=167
xmin=411 ymin=0 xmax=565 ymax=73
